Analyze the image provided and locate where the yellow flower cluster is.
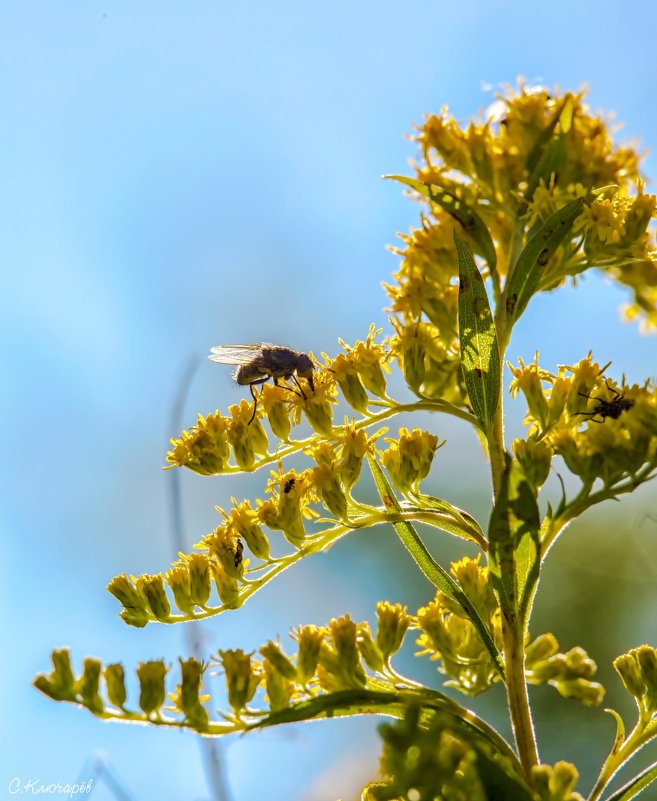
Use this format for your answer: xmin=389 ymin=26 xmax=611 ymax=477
xmin=380 ymin=427 xmax=442 ymax=495
xmin=167 ymin=330 xmax=392 ymax=475
xmin=614 ymin=645 xmax=657 ymax=720
xmin=525 ymin=633 xmax=605 ymax=707
xmin=416 ymin=557 xmax=502 ymax=696
xmin=111 ymin=429 xmax=406 ymax=624
xmin=418 ymin=85 xmax=639 ymax=202
xmin=35 ymin=604 xmax=413 ymax=728
xmin=386 ymin=82 xmax=657 ymax=339
xmin=509 ymin=354 xmax=657 ymax=487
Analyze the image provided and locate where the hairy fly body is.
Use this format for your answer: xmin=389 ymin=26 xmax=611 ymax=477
xmin=209 ymin=343 xmax=315 ymax=423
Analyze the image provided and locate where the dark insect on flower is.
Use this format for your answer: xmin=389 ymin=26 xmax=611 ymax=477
xmin=575 ymin=379 xmax=635 ymax=423
xmin=234 ymin=539 xmax=244 ymax=569
xmin=283 ymin=477 xmax=296 ymax=494
xmin=208 ymin=343 xmax=315 ymax=424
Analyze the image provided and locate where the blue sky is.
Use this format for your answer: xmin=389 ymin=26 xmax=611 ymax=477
xmin=3 ymin=2 xmax=657 ymax=799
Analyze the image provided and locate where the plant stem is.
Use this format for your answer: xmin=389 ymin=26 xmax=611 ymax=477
xmin=490 ymin=300 xmax=540 ymax=779
xmin=502 ymin=612 xmax=539 ymax=776
xmin=587 ymin=718 xmax=657 ymax=801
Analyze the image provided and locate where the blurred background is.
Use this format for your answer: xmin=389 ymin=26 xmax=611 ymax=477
xmin=3 ymin=2 xmax=657 ymax=799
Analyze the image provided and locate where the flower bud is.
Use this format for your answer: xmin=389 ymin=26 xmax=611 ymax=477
xmin=375 ymin=602 xmax=411 ymax=662
xmin=509 ymin=360 xmax=549 ymax=430
xmin=276 ymin=490 xmax=307 ymax=548
xmin=260 ymin=384 xmax=292 ymax=441
xmin=104 ymin=663 xmax=127 ymax=709
xmin=554 ymin=677 xmax=605 ymax=707
xmin=167 ymin=411 xmax=231 ymax=475
xmin=80 ymin=658 xmax=103 ymax=713
xmin=218 ymin=649 xmax=259 ymax=714
xmin=34 ymin=649 xmax=78 ymax=702
xmin=400 ymin=336 xmax=426 ymax=393
xmin=513 ymin=438 xmax=553 ymax=489
xmin=136 ymin=660 xmax=168 ymax=716
xmin=107 ymin=574 xmax=150 ymax=618
xmin=263 ymin=658 xmax=293 ymax=711
xmin=339 ymin=425 xmax=369 ymax=490
xmin=295 ymin=625 xmax=326 ymax=685
xmin=166 ymin=564 xmax=195 ymax=614
xmin=211 ymin=562 xmax=241 ymax=609
xmin=178 ymin=657 xmax=209 ymax=729
xmin=381 ymin=428 xmax=440 ymax=494
xmin=227 ymin=401 xmax=269 ymax=469
xmin=136 ymin=574 xmax=171 ymax=622
xmin=260 ymin=642 xmax=297 ymax=681
xmin=357 ymin=623 xmax=384 ymax=672
xmin=327 ymin=616 xmax=367 ymax=688
xmin=311 ymin=459 xmax=348 ymax=519
xmin=204 ymin=525 xmax=244 ymax=579
xmin=636 ymin=645 xmax=657 ymax=711
xmin=303 ymin=396 xmax=334 ymax=436
xmin=185 ymin=553 xmax=212 ymax=607
xmin=526 ymin=633 xmax=560 ymax=664
xmin=223 ymin=500 xmax=271 ymax=560
xmin=613 ymin=652 xmax=646 ymax=700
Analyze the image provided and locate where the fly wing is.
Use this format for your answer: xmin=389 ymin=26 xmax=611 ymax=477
xmin=208 ymin=344 xmax=269 ymax=365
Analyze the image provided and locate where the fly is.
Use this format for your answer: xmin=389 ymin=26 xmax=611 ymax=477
xmin=208 ymin=343 xmax=315 ymax=424
xmin=575 ymin=379 xmax=634 ymax=423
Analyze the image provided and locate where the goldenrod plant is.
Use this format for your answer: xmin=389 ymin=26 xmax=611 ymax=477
xmin=36 ymin=83 xmax=657 ymax=801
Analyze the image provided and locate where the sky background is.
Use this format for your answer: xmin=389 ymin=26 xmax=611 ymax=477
xmin=3 ymin=2 xmax=657 ymax=800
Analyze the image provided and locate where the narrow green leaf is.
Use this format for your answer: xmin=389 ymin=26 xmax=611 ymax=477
xmin=488 ymin=453 xmax=540 ymax=632
xmin=253 ymin=687 xmax=531 ymax=800
xmin=524 ymin=94 xmax=574 ymax=200
xmin=504 ymin=189 xmax=601 ymax=324
xmin=603 ymin=708 xmax=626 ymax=755
xmin=602 ymin=762 xmax=657 ymax=801
xmin=455 ymin=233 xmax=501 ymax=433
xmin=245 ymin=686 xmax=528 ymax=785
xmin=384 ymin=174 xmax=497 ymax=275
xmin=407 ymin=493 xmax=486 ymax=546
xmin=368 ymin=456 xmax=505 ymax=679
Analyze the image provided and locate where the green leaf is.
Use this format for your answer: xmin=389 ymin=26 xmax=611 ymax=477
xmin=246 ymin=685 xmax=523 ymax=775
xmin=503 ymin=189 xmax=601 ymax=325
xmin=406 ymin=493 xmax=486 ymax=547
xmin=524 ymin=94 xmax=574 ymax=201
xmin=455 ymin=233 xmax=501 ymax=433
xmin=604 ymin=707 xmax=626 ymax=755
xmin=368 ymin=456 xmax=505 ymax=679
xmin=488 ymin=453 xmax=540 ymax=632
xmin=602 ymin=762 xmax=657 ymax=801
xmin=384 ymin=174 xmax=497 ymax=276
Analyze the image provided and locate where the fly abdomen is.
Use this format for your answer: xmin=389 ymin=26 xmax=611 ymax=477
xmin=234 ymin=363 xmax=269 ymax=385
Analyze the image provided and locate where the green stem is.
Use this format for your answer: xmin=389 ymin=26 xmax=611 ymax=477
xmin=542 ymin=464 xmax=657 ymax=558
xmin=491 ymin=272 xmax=540 ymax=779
xmin=502 ymin=613 xmax=539 ymax=777
xmin=587 ymin=718 xmax=657 ymax=801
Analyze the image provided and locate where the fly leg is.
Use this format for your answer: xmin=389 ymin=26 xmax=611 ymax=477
xmin=248 ymin=377 xmax=271 ymax=424
xmin=273 ymin=377 xmax=304 ymax=399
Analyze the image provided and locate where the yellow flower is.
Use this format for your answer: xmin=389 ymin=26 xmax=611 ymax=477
xmin=202 ymin=524 xmax=244 ymax=579
xmin=226 ymin=401 xmax=269 ymax=470
xmin=218 ymin=499 xmax=270 ymax=560
xmin=289 ymin=370 xmax=337 ymax=435
xmin=260 ymin=383 xmax=293 ymax=441
xmin=380 ymin=427 xmax=442 ymax=494
xmin=166 ymin=411 xmax=230 ymax=475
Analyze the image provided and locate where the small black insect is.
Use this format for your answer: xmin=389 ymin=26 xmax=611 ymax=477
xmin=575 ymin=379 xmax=635 ymax=423
xmin=209 ymin=343 xmax=315 ymax=424
xmin=283 ymin=477 xmax=296 ymax=494
xmin=234 ymin=539 xmax=244 ymax=569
